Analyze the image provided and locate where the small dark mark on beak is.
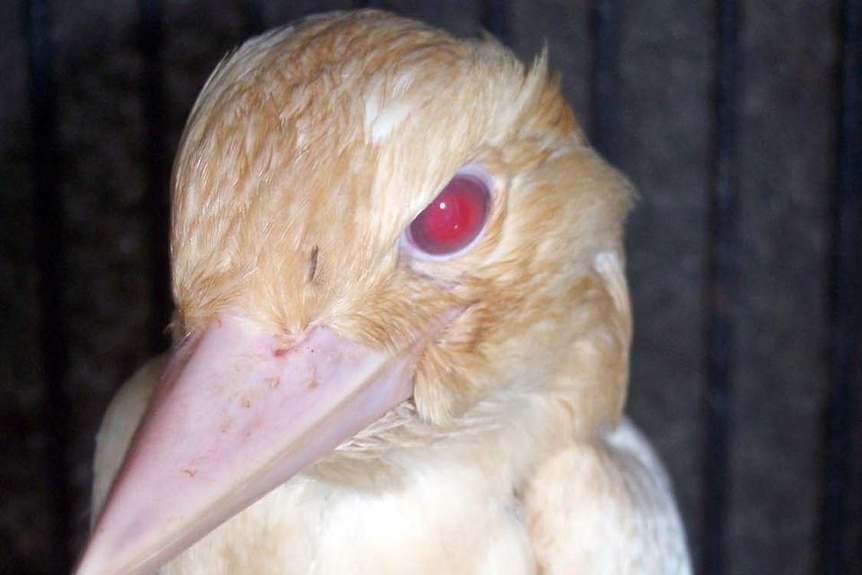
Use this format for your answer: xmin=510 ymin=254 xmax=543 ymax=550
xmin=308 ymin=245 xmax=319 ymax=283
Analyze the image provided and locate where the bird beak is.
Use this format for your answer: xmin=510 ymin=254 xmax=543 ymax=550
xmin=75 ymin=312 xmax=441 ymax=575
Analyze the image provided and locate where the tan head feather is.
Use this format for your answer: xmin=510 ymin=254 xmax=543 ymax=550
xmin=169 ymin=10 xmax=633 ymax=457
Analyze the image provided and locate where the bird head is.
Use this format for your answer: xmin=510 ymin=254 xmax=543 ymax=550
xmin=76 ymin=10 xmax=633 ymax=575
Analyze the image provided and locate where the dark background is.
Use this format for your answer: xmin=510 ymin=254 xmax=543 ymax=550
xmin=1 ymin=0 xmax=859 ymax=574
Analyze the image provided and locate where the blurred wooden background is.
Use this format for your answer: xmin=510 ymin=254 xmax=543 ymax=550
xmin=1 ymin=0 xmax=859 ymax=573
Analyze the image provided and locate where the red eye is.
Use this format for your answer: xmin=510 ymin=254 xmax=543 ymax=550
xmin=407 ymin=174 xmax=491 ymax=256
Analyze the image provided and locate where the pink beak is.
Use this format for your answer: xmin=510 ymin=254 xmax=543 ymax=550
xmin=75 ymin=312 xmax=437 ymax=575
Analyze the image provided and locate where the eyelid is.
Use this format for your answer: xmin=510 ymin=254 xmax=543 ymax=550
xmin=452 ymin=163 xmax=494 ymax=190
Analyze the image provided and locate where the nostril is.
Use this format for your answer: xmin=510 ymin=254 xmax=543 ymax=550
xmin=273 ymin=331 xmax=307 ymax=357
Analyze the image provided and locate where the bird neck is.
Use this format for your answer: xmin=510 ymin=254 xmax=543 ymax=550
xmin=306 ymin=392 xmax=578 ymax=498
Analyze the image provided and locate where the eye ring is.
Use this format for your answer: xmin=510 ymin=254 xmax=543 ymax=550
xmin=404 ymin=165 xmax=493 ymax=260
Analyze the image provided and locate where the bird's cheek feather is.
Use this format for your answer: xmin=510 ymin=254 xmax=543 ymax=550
xmin=75 ymin=311 xmax=454 ymax=575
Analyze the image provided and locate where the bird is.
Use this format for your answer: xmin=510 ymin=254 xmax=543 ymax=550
xmin=75 ymin=9 xmax=690 ymax=575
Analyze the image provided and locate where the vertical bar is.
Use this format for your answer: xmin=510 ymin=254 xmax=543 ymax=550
xmin=702 ymin=1 xmax=740 ymax=574
xmin=358 ymin=0 xmax=387 ymax=10
xmin=481 ymin=0 xmax=508 ymax=42
xmin=820 ymin=0 xmax=862 ymax=572
xmin=241 ymin=0 xmax=264 ymax=37
xmin=138 ymin=0 xmax=172 ymax=352
xmin=590 ymin=0 xmax=620 ymax=161
xmin=23 ymin=0 xmax=72 ymax=571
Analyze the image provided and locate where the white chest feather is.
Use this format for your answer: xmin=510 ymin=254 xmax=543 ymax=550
xmin=160 ymin=467 xmax=535 ymax=575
